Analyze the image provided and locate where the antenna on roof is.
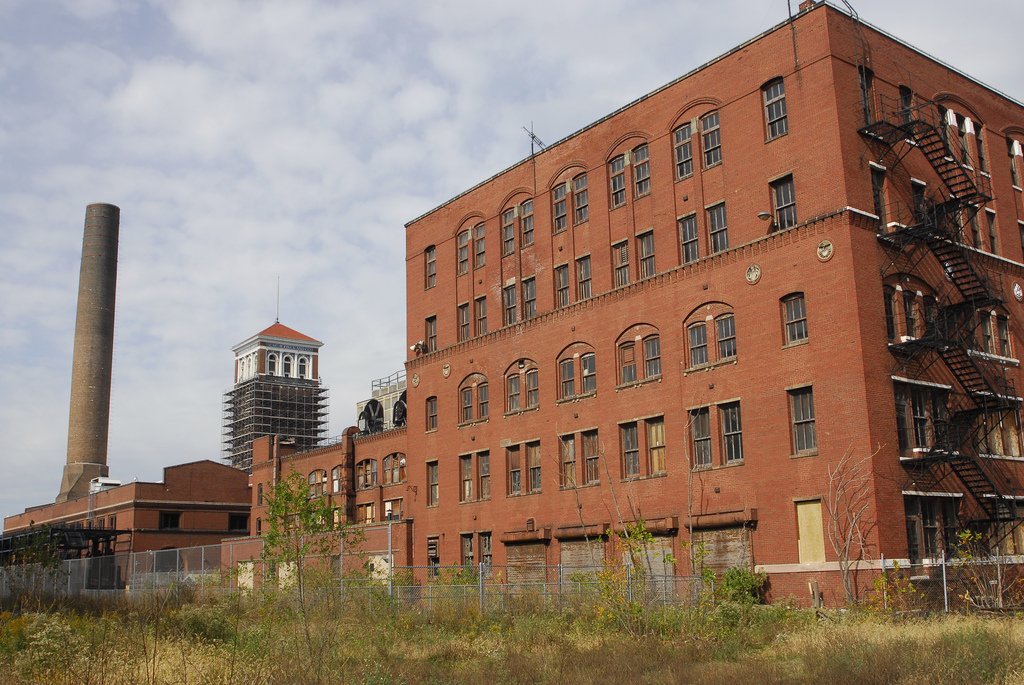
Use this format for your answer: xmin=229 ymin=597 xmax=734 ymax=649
xmin=276 ymin=276 xmax=280 ymax=323
xmin=523 ymin=123 xmax=546 ymax=156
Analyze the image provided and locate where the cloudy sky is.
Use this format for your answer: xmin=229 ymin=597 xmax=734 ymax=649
xmin=1 ymin=0 xmax=1022 ymax=521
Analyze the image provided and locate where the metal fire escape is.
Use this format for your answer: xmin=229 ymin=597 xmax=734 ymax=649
xmin=862 ymin=94 xmax=1022 ymax=546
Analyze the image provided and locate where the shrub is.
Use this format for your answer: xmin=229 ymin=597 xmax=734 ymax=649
xmin=718 ymin=566 xmax=767 ymax=605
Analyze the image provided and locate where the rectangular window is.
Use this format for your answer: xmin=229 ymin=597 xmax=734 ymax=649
xmin=674 ymin=123 xmax=693 ymax=179
xmin=503 ymin=284 xmax=517 ymax=325
xmin=771 ymin=175 xmax=797 ymax=229
xmin=424 ymin=246 xmax=436 ymax=289
xmin=521 ymin=199 xmax=534 ymax=246
xmin=581 ymin=353 xmax=597 ymax=394
xmin=701 ymin=111 xmax=722 ymax=167
xmin=477 ymin=382 xmax=488 ymax=419
xmin=647 ymin=418 xmax=666 ymax=474
xmin=457 ymin=231 xmax=469 ymax=275
xmin=1009 ymin=139 xmax=1021 ymax=187
xmin=691 ymin=407 xmax=711 ymax=468
xmin=796 ymin=500 xmax=825 ymax=563
xmin=902 ymin=289 xmax=917 ymax=338
xmin=609 ymin=155 xmax=627 ymax=207
xmin=523 ymin=278 xmax=536 ymax=319
xmin=427 ymin=537 xmax=440 ymax=575
xmin=977 ymin=125 xmax=988 ymax=173
xmin=633 ymin=143 xmax=650 ymax=197
xmin=527 ymin=442 xmax=542 ymax=493
xmin=479 ymin=452 xmax=490 ymax=499
xmin=473 ymin=223 xmax=485 ymax=268
xmin=559 ymin=358 xmax=575 ymax=399
xmin=474 ymin=296 xmax=487 ymax=336
xmin=560 ymin=434 xmax=576 ymax=487
xmin=576 ymin=256 xmax=592 ymax=300
xmin=763 ymin=78 xmax=788 ymax=139
xmin=637 ymin=231 xmax=655 ymax=279
xmin=357 ymin=503 xmax=374 ymax=524
xmin=790 ymin=387 xmax=817 ymax=454
xmin=688 ymin=322 xmax=708 ymax=367
xmin=970 ymin=211 xmax=982 ymax=248
xmin=555 ymin=264 xmax=570 ymax=308
xmin=643 ymin=335 xmax=661 ymax=377
xmin=457 ymin=303 xmax=470 ymax=342
xmin=898 ymin=85 xmax=914 ymax=125
xmin=621 ymin=423 xmax=639 ymax=478
xmin=619 ymin=343 xmax=637 ymax=384
xmin=721 ymin=402 xmax=743 ymax=463
xmin=506 ymin=374 xmax=520 ymax=412
xmin=707 ymin=203 xmax=728 ymax=254
xmin=613 ymin=241 xmax=629 ymax=287
xmin=679 ymin=214 xmax=699 ymax=264
xmin=553 ymin=183 xmax=568 ymax=233
xmin=987 ymin=211 xmax=998 ymax=254
xmin=480 ymin=532 xmax=493 ymax=568
xmin=895 ymin=382 xmax=947 ymax=451
xmin=998 ymin=316 xmax=1011 ymax=357
xmin=583 ymin=430 xmax=600 ymax=484
xmin=716 ymin=314 xmax=737 ymax=359
xmin=783 ymin=293 xmax=808 ymax=343
xmin=158 ymin=512 xmax=181 ymax=530
xmin=871 ymin=168 xmax=886 ymax=231
xmin=461 ymin=534 xmax=474 ymax=568
xmin=507 ymin=445 xmax=521 ymax=495
xmin=573 ymin=173 xmax=589 ymax=224
xmin=525 ymin=369 xmax=539 ymax=408
xmin=426 ymin=396 xmax=437 ymax=431
xmin=460 ymin=455 xmax=473 ymax=502
xmin=427 ymin=462 xmax=439 ymax=506
xmin=460 ymin=387 xmax=473 ymax=423
xmin=425 ymin=316 xmax=437 ymax=352
xmin=501 ymin=208 xmax=516 ymax=256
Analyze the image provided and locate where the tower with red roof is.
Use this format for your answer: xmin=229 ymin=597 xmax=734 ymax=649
xmin=222 ymin=322 xmax=328 ymax=472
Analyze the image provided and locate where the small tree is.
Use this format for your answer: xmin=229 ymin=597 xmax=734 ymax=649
xmin=262 ymin=470 xmax=360 ymax=681
xmin=826 ymin=446 xmax=876 ymax=604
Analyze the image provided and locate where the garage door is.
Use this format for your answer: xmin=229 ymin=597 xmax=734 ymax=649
xmin=506 ymin=542 xmax=547 ymax=587
xmin=694 ymin=526 xmax=751 ymax=574
xmin=559 ymin=538 xmax=604 ymax=574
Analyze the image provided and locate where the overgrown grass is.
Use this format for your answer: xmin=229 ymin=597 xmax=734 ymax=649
xmin=2 ymin=594 xmax=1023 ymax=684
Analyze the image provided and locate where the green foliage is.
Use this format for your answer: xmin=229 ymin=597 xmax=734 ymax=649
xmin=717 ymin=566 xmax=767 ymax=605
xmin=867 ymin=561 xmax=923 ymax=612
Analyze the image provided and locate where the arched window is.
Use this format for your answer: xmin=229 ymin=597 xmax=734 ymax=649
xmin=781 ymin=292 xmax=809 ymax=344
xmin=556 ymin=343 xmax=597 ymax=400
xmin=425 ymin=396 xmax=438 ymax=431
xmin=298 ymin=356 xmax=308 ymax=379
xmin=382 ymin=453 xmax=406 ymax=484
xmin=504 ymin=360 xmax=539 ymax=413
xmin=762 ymin=77 xmax=788 ymax=139
xmin=458 ymin=373 xmax=489 ymax=424
xmin=283 ymin=355 xmax=293 ymax=377
xmin=356 ymin=460 xmax=378 ymax=489
xmin=308 ymin=469 xmax=326 ymax=497
xmin=457 ymin=229 xmax=470 ymax=274
xmin=615 ymin=324 xmax=661 ymax=385
xmin=331 ymin=466 xmax=341 ymax=494
xmin=684 ymin=303 xmax=738 ymax=369
xmin=267 ymin=353 xmax=277 ymax=375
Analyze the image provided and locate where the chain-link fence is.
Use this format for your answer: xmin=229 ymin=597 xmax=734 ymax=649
xmin=875 ymin=554 xmax=1024 ymax=612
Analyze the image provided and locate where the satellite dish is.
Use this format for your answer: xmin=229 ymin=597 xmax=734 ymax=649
xmin=359 ymin=399 xmax=384 ymax=434
xmin=393 ymin=391 xmax=407 ymax=427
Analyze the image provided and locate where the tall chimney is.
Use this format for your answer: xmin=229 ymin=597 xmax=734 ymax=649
xmin=57 ymin=203 xmax=119 ymax=502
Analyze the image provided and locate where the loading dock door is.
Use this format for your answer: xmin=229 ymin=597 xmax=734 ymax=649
xmin=506 ymin=542 xmax=547 ymax=588
xmin=694 ymin=526 xmax=752 ymax=574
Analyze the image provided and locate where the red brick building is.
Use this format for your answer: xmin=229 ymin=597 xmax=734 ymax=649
xmin=246 ymin=2 xmax=1024 ymax=603
xmin=3 ymin=461 xmax=251 ymax=556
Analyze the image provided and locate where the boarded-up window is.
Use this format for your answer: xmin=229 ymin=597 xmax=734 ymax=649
xmin=796 ymin=500 xmax=826 ymax=563
xmin=623 ymin=535 xmax=674 ymax=578
xmin=694 ymin=526 xmax=752 ymax=574
xmin=506 ymin=542 xmax=547 ymax=586
xmin=559 ymin=538 xmax=604 ymax=573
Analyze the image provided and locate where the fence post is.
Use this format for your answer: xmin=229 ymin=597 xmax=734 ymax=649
xmin=880 ymin=554 xmax=887 ymax=611
xmin=941 ymin=550 xmax=949 ymax=613
xmin=478 ymin=562 xmax=485 ymax=613
xmin=626 ymin=565 xmax=633 ymax=603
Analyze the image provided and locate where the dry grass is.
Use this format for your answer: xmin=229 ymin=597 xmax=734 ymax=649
xmin=2 ymin=596 xmax=1024 ymax=684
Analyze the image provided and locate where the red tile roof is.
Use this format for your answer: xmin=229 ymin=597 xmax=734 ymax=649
xmin=258 ymin=322 xmax=319 ymax=343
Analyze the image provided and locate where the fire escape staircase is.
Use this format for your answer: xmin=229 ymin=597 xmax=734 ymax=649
xmin=862 ymin=97 xmax=1022 ymax=533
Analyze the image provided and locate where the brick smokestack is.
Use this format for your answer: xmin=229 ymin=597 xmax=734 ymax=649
xmin=57 ymin=203 xmax=119 ymax=502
